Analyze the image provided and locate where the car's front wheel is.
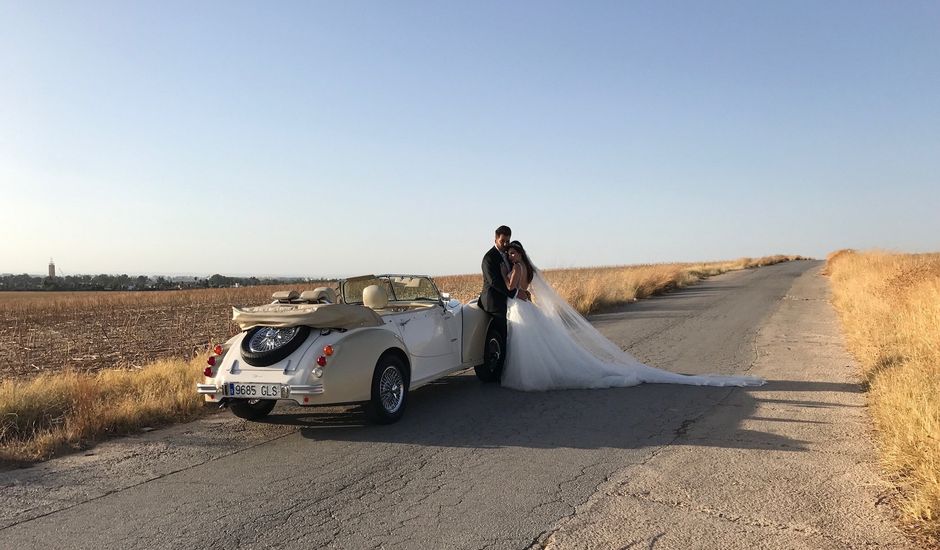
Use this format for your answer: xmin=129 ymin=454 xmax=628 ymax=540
xmin=230 ymin=398 xmax=277 ymax=421
xmin=474 ymin=323 xmax=504 ymax=383
xmin=365 ymin=354 xmax=409 ymax=424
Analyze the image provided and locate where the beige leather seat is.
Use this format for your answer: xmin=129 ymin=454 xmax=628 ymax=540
xmin=272 ymin=290 xmax=299 ymax=303
xmin=362 ymin=284 xmax=389 ymax=310
xmin=300 ymin=287 xmax=337 ymax=304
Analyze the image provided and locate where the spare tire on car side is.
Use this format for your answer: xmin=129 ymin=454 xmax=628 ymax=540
xmin=240 ymin=325 xmax=311 ymax=367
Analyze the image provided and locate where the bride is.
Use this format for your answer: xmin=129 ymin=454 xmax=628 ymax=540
xmin=498 ymin=240 xmax=764 ymax=391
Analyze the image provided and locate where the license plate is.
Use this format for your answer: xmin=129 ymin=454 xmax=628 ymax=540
xmin=225 ymin=382 xmax=281 ymax=399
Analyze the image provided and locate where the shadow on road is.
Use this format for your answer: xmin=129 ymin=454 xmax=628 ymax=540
xmin=259 ymin=262 xmax=833 ymax=455
xmin=259 ymin=373 xmax=861 ymax=454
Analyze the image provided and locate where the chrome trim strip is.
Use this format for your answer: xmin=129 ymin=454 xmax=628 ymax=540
xmin=289 ymin=384 xmax=324 ymax=395
xmin=196 ymin=384 xmax=219 ymax=394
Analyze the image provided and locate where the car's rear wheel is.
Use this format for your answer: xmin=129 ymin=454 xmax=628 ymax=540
xmin=230 ymin=398 xmax=277 ymax=420
xmin=240 ymin=325 xmax=311 ymax=367
xmin=365 ymin=354 xmax=409 ymax=424
xmin=474 ymin=323 xmax=504 ymax=383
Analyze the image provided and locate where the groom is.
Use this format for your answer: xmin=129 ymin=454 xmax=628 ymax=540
xmin=479 ymin=225 xmax=529 ymax=379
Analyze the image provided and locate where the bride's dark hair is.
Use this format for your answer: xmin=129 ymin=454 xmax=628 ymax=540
xmin=507 ymin=240 xmax=536 ymax=284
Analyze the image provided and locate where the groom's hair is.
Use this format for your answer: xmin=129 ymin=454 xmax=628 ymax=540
xmin=495 ymin=225 xmax=512 ymax=238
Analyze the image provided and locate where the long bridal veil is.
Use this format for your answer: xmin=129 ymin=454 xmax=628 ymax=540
xmin=517 ymin=269 xmax=765 ymax=388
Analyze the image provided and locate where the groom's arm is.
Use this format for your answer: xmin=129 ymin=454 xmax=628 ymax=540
xmin=483 ymin=252 xmax=517 ymax=298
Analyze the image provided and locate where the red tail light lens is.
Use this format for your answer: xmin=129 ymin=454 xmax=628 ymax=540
xmin=213 ymin=344 xmax=224 ymax=355
xmin=323 ymin=345 xmax=334 ymax=356
xmin=316 ymin=356 xmax=327 ymax=367
xmin=203 ymin=366 xmax=213 ymax=377
xmin=207 ymin=355 xmax=216 ymax=366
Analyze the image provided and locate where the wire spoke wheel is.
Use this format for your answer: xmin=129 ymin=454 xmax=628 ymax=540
xmin=486 ymin=337 xmax=501 ymax=365
xmin=366 ymin=354 xmax=408 ymax=424
xmin=240 ymin=325 xmax=310 ymax=367
xmin=379 ymin=365 xmax=404 ymax=413
xmin=248 ymin=327 xmax=299 ymax=353
xmin=474 ymin=324 xmax=505 ymax=383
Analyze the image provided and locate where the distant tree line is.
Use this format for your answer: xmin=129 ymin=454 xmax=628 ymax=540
xmin=0 ymin=273 xmax=314 ymax=292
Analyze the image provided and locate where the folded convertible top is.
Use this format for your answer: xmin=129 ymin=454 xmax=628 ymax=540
xmin=233 ymin=303 xmax=383 ymax=330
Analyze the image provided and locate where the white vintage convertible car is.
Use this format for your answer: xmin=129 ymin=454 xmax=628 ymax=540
xmin=197 ymin=275 xmax=503 ymax=423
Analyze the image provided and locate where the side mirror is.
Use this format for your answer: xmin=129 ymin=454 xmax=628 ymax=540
xmin=439 ymin=292 xmax=452 ymax=312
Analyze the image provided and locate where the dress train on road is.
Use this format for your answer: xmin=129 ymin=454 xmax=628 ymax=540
xmin=500 ymin=272 xmax=765 ymax=392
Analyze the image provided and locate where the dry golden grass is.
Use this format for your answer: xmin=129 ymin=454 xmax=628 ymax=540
xmin=0 ymin=357 xmax=203 ymax=464
xmin=827 ymin=250 xmax=940 ymax=543
xmin=0 ymin=254 xmax=802 ymax=463
xmin=437 ymin=255 xmax=804 ymax=315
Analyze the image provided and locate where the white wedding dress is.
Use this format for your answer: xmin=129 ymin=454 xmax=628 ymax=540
xmin=500 ymin=270 xmax=764 ymax=391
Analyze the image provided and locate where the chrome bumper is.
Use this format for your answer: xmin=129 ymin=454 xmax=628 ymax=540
xmin=196 ymin=383 xmax=324 ymax=396
xmin=289 ymin=384 xmax=325 ymax=395
xmin=197 ymin=383 xmax=219 ymax=395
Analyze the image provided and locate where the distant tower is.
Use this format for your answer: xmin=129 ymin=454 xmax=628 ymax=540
xmin=48 ymin=258 xmax=56 ymax=278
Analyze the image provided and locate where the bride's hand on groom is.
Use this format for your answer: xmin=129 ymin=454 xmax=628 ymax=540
xmin=516 ymin=289 xmax=530 ymax=301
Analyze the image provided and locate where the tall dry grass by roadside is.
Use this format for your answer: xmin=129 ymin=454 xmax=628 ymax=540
xmin=827 ymin=250 xmax=940 ymax=543
xmin=0 ymin=254 xmax=802 ymax=463
xmin=0 ymin=358 xmax=203 ymax=464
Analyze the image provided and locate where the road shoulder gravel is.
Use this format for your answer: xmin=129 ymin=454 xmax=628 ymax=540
xmin=534 ymin=265 xmax=912 ymax=549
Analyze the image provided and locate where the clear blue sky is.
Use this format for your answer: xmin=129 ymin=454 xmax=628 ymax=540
xmin=2 ymin=1 xmax=938 ymax=277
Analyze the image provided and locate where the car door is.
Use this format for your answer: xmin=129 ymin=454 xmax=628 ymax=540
xmin=398 ymin=306 xmax=460 ymax=385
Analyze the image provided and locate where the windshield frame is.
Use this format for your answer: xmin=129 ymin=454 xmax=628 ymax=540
xmin=340 ymin=274 xmax=442 ymax=305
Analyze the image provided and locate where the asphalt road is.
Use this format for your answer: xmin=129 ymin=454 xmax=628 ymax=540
xmin=0 ymin=261 xmax=911 ymax=549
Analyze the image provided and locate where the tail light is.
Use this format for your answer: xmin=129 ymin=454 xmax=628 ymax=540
xmin=316 ymin=356 xmax=327 ymax=367
xmin=323 ymin=345 xmax=334 ymax=356
xmin=204 ymin=343 xmax=224 ymax=376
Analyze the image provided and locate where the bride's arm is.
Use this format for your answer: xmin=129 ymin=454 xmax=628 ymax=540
xmin=509 ymin=264 xmax=529 ymax=299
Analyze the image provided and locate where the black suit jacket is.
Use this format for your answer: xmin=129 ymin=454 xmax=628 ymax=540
xmin=480 ymin=246 xmax=517 ymax=316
